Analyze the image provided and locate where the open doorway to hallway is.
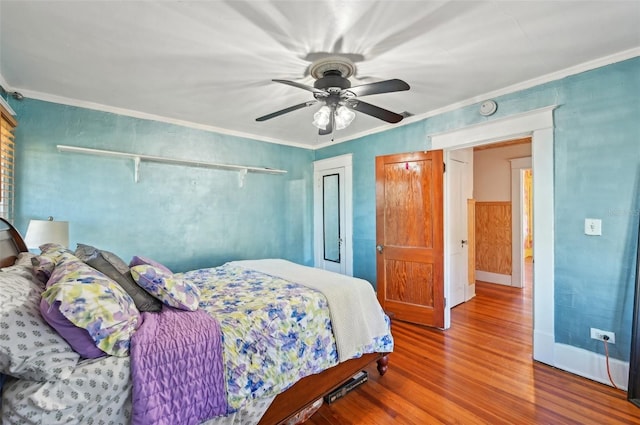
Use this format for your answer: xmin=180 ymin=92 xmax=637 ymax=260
xmin=472 ymin=137 xmax=532 ymax=289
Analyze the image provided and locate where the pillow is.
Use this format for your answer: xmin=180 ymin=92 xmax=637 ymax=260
xmin=1 ymin=263 xmax=34 ymax=282
xmin=40 ymin=298 xmax=106 ymax=359
xmin=42 ymin=257 xmax=140 ymax=357
xmin=31 ymin=244 xmax=77 ymax=286
xmin=131 ymin=265 xmax=200 ymax=311
xmin=0 ymin=270 xmax=79 ymax=381
xmin=129 ymin=255 xmax=172 ymax=274
xmin=31 ymin=255 xmax=55 ymax=284
xmin=75 ymin=244 xmax=162 ymax=312
xmin=14 ymin=252 xmax=35 ymax=267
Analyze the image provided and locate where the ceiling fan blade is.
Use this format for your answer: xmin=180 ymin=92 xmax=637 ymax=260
xmin=347 ymin=100 xmax=404 ymax=123
xmin=273 ymin=79 xmax=325 ymax=94
xmin=256 ymin=100 xmax=317 ymax=122
xmin=346 ymin=79 xmax=410 ymax=97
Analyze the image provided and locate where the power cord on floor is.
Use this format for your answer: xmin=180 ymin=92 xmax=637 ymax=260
xmin=603 ymin=335 xmax=619 ymax=389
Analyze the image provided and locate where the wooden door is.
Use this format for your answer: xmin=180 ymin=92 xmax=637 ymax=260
xmin=375 ymin=150 xmax=444 ymax=328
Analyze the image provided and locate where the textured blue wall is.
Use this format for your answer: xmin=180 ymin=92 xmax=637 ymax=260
xmin=12 ymin=100 xmax=315 ymax=272
xmin=317 ymin=57 xmax=640 ymax=361
xmin=10 ymin=57 xmax=639 ymax=362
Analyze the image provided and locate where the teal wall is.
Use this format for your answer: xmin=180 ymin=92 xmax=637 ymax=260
xmin=11 ymin=100 xmax=315 ymax=272
xmin=9 ymin=57 xmax=639 ymax=362
xmin=317 ymin=57 xmax=640 ymax=362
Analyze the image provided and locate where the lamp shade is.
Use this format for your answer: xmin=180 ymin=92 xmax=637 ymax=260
xmin=334 ymin=105 xmax=355 ymax=130
xmin=312 ymin=105 xmax=332 ymax=130
xmin=24 ymin=219 xmax=69 ymax=249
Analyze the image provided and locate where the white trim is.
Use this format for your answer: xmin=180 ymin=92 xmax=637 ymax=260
xmin=3 ymin=48 xmax=638 ymax=150
xmin=431 ymin=106 xmax=556 ymax=150
xmin=510 ymin=156 xmax=532 ymax=288
xmin=313 ymin=154 xmax=353 ymax=276
xmin=554 ymin=343 xmax=629 ymax=390
xmin=510 ymin=157 xmax=532 ymax=169
xmin=311 ymin=47 xmax=640 ymax=149
xmin=431 ymin=106 xmax=557 ymax=367
xmin=530 ymin=126 xmax=555 ymax=366
xmin=13 ymin=88 xmax=312 ymax=149
xmin=0 ymin=96 xmax=16 ymax=116
xmin=475 ymin=271 xmax=512 ymax=286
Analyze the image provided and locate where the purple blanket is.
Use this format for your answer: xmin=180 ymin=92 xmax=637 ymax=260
xmin=130 ymin=306 xmax=227 ymax=425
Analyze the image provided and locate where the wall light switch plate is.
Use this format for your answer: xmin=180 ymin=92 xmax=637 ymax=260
xmin=585 ymin=218 xmax=602 ymax=236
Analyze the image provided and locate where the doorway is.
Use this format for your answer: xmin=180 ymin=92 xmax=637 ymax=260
xmin=313 ymin=154 xmax=353 ymax=276
xmin=445 ymin=148 xmax=473 ymax=309
xmin=469 ymin=139 xmax=532 ymax=288
xmin=432 ymin=106 xmax=556 ymax=366
xmin=510 ymin=153 xmax=533 ymax=288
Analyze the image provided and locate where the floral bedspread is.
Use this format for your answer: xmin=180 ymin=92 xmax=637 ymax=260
xmin=180 ymin=263 xmax=393 ymax=412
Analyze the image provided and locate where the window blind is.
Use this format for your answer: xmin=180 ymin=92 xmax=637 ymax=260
xmin=0 ymin=101 xmax=16 ymax=223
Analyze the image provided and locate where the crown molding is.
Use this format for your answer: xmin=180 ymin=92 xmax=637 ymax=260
xmin=315 ymin=47 xmax=640 ymax=149
xmin=9 ymin=88 xmax=310 ymax=149
xmin=3 ymin=48 xmax=638 ymax=150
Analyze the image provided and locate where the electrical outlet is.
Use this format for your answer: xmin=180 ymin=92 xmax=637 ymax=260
xmin=590 ymin=327 xmax=615 ymax=344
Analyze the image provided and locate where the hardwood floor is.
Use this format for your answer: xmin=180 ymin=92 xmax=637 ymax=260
xmin=307 ymin=280 xmax=640 ymax=424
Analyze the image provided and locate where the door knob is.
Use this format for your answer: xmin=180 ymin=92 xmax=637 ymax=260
xmin=376 ymin=244 xmax=384 ymax=253
xmin=461 ymin=239 xmax=468 ymax=248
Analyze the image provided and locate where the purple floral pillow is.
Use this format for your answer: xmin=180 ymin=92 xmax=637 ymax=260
xmin=129 ymin=255 xmax=172 ymax=274
xmin=130 ymin=265 xmax=200 ymax=311
xmin=40 ymin=298 xmax=106 ymax=359
xmin=42 ymin=257 xmax=140 ymax=357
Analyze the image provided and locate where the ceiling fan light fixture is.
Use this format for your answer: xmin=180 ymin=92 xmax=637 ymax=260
xmin=312 ymin=105 xmax=332 ymax=130
xmin=334 ymin=105 xmax=355 ymax=130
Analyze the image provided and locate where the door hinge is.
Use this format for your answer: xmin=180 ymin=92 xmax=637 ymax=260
xmin=443 ymin=162 xmax=446 ymax=173
xmin=444 ymin=297 xmax=447 ymax=307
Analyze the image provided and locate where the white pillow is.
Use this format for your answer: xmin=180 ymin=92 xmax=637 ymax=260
xmin=0 ymin=270 xmax=79 ymax=381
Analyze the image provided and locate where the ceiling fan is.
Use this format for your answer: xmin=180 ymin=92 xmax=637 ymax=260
xmin=256 ymin=57 xmax=410 ymax=136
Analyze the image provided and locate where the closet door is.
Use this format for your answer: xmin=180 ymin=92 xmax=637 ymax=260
xmin=313 ymin=154 xmax=353 ymax=276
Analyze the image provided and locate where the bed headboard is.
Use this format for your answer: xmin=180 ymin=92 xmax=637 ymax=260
xmin=0 ymin=217 xmax=28 ymax=268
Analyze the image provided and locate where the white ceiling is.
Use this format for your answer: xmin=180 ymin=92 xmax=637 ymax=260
xmin=1 ymin=1 xmax=639 ymax=148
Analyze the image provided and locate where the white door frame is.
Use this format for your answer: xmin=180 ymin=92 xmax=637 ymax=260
xmin=510 ymin=156 xmax=532 ymax=288
xmin=313 ymin=154 xmax=353 ymax=276
xmin=430 ymin=105 xmax=556 ymax=365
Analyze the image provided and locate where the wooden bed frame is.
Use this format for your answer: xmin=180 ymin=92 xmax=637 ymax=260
xmin=0 ymin=217 xmax=389 ymax=425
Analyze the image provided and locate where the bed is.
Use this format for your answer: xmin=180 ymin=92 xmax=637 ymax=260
xmin=0 ymin=217 xmax=392 ymax=425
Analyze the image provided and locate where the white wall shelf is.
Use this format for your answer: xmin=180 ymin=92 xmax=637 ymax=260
xmin=57 ymin=145 xmax=287 ymax=187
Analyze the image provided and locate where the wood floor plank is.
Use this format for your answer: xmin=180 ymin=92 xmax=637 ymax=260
xmin=306 ymin=281 xmax=640 ymax=424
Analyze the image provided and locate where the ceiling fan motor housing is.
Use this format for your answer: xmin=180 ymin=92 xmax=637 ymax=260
xmin=314 ymin=70 xmax=351 ymax=90
xmin=256 ymin=55 xmax=409 ymax=130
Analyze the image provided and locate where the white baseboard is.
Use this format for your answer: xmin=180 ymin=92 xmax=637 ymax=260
xmin=553 ymin=343 xmax=629 ymax=390
xmin=475 ymin=271 xmax=512 ymax=286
